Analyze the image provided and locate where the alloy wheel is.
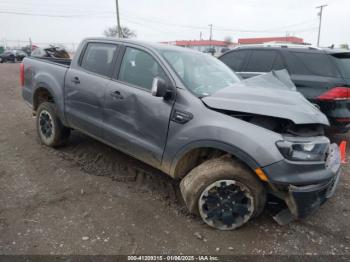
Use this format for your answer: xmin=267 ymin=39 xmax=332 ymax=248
xmin=39 ymin=110 xmax=54 ymax=140
xmin=198 ymin=179 xmax=254 ymax=230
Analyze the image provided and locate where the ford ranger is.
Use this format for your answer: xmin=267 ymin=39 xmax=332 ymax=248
xmin=21 ymin=38 xmax=342 ymax=230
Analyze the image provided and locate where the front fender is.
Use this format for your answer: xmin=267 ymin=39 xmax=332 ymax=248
xmin=167 ymin=140 xmax=260 ymax=178
xmin=161 ymin=108 xmax=285 ymax=177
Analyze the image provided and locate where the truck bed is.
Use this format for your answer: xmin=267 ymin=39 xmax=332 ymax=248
xmin=29 ymin=56 xmax=72 ymax=67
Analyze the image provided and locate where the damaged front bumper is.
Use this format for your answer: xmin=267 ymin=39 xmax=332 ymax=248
xmin=264 ymin=143 xmax=341 ymax=223
xmin=286 ymin=169 xmax=340 ymax=219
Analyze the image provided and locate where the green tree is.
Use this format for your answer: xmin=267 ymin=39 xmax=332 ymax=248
xmin=103 ymin=26 xmax=137 ymax=39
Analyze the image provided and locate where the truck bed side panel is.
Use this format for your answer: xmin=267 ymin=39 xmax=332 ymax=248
xmin=22 ymin=57 xmax=69 ymax=124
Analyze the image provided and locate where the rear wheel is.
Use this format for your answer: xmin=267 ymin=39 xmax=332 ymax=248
xmin=180 ymin=156 xmax=266 ymax=230
xmin=36 ymin=102 xmax=70 ymax=147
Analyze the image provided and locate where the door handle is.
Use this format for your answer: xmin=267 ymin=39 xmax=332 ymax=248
xmin=110 ymin=90 xmax=123 ymax=99
xmin=71 ymin=76 xmax=80 ymax=84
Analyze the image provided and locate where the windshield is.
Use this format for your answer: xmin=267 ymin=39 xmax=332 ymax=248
xmin=159 ymin=49 xmax=240 ymax=97
xmin=332 ymin=53 xmax=350 ymax=78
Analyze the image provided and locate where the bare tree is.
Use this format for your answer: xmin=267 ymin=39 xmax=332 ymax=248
xmin=103 ymin=26 xmax=137 ymax=39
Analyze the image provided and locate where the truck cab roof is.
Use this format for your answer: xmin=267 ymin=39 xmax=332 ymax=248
xmin=81 ymin=37 xmax=201 ymax=54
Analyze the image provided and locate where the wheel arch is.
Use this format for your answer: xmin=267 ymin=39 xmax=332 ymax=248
xmin=33 ymin=83 xmax=55 ymax=111
xmin=169 ymin=140 xmax=260 ymax=179
xmin=32 ymin=81 xmax=67 ymax=126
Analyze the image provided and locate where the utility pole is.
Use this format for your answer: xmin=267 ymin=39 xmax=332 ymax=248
xmin=208 ymin=24 xmax=213 ymax=54
xmin=285 ymin=31 xmax=289 ymax=43
xmin=316 ymin=4 xmax=327 ymax=47
xmin=115 ymin=0 xmax=122 ymax=38
xmin=208 ymin=24 xmax=213 ymax=42
xmin=29 ymin=38 xmax=32 ymax=56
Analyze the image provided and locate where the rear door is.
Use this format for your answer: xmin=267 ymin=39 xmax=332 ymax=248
xmin=284 ymin=51 xmax=346 ymax=99
xmin=102 ymin=45 xmax=175 ymax=168
xmin=329 ymin=52 xmax=350 ymax=85
xmin=65 ymin=42 xmax=119 ymax=138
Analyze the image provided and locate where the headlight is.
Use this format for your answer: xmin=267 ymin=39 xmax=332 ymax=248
xmin=276 ymin=140 xmax=329 ymax=161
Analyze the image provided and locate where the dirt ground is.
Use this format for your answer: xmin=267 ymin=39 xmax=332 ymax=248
xmin=0 ymin=63 xmax=349 ymax=255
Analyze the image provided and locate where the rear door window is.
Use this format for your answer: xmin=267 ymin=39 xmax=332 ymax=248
xmin=272 ymin=53 xmax=286 ymax=70
xmin=331 ymin=53 xmax=350 ymax=78
xmin=287 ymin=52 xmax=340 ymax=77
xmin=80 ymin=43 xmax=118 ymax=77
xmin=244 ymin=50 xmax=277 ymax=72
xmin=220 ymin=50 xmax=249 ymax=71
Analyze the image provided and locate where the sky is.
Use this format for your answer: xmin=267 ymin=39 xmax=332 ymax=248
xmin=0 ymin=0 xmax=349 ymax=50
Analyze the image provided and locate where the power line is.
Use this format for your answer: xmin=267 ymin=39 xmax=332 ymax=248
xmin=119 ymin=12 xmax=318 ymax=34
xmin=0 ymin=8 xmax=319 ymax=35
xmin=0 ymin=10 xmax=101 ymax=17
xmin=213 ymin=19 xmax=318 ymax=33
xmin=0 ymin=8 xmax=314 ymax=33
xmin=122 ymin=17 xmax=169 ymax=34
xmin=0 ymin=1 xmax=114 ymax=10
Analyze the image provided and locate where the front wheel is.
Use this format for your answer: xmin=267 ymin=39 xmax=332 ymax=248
xmin=180 ymin=156 xmax=266 ymax=230
xmin=36 ymin=102 xmax=70 ymax=147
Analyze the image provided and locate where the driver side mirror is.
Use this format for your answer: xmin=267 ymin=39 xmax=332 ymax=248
xmin=151 ymin=77 xmax=173 ymax=99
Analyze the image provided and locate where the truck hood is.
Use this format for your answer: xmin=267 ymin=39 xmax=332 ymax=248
xmin=202 ymin=71 xmax=329 ymax=125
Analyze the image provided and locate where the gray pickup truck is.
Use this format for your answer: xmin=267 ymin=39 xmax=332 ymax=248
xmin=21 ymin=37 xmax=342 ymax=230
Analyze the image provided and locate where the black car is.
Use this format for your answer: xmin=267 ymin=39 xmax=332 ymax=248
xmin=13 ymin=50 xmax=27 ymax=61
xmin=0 ymin=50 xmax=15 ymax=63
xmin=219 ymin=45 xmax=350 ymax=133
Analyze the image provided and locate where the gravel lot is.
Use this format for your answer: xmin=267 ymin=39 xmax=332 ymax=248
xmin=0 ymin=63 xmax=349 ymax=255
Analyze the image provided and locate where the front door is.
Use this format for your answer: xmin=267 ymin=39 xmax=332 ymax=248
xmin=102 ymin=46 xmax=175 ymax=167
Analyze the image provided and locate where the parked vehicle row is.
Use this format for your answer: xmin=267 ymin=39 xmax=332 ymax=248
xmin=0 ymin=45 xmax=71 ymax=63
xmin=20 ymin=38 xmax=343 ymax=230
xmin=219 ymin=45 xmax=350 ymax=133
xmin=0 ymin=49 xmax=27 ymax=63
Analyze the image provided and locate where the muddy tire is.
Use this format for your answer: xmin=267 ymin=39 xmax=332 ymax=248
xmin=180 ymin=155 xmax=266 ymax=230
xmin=36 ymin=102 xmax=70 ymax=147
